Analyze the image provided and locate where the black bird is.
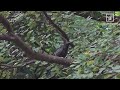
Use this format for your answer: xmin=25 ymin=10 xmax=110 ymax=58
xmin=54 ymin=42 xmax=72 ymax=57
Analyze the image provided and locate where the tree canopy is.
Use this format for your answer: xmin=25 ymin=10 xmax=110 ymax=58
xmin=0 ymin=11 xmax=120 ymax=79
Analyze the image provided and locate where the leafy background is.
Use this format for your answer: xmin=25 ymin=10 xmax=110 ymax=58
xmin=0 ymin=11 xmax=120 ymax=79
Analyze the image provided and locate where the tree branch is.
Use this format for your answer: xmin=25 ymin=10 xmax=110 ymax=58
xmin=0 ymin=15 xmax=73 ymax=66
xmin=42 ymin=11 xmax=70 ymax=41
xmin=0 ymin=34 xmax=15 ymax=41
xmin=0 ymin=15 xmax=14 ymax=34
xmin=42 ymin=11 xmax=74 ymax=47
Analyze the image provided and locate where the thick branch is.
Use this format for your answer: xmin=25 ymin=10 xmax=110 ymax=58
xmin=0 ymin=34 xmax=15 ymax=41
xmin=0 ymin=16 xmax=14 ymax=34
xmin=0 ymin=15 xmax=73 ymax=66
xmin=12 ymin=34 xmax=73 ymax=66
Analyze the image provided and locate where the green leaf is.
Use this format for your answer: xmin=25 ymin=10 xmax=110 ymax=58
xmin=104 ymin=73 xmax=115 ymax=79
xmin=112 ymin=65 xmax=120 ymax=70
xmin=115 ymin=73 xmax=120 ymax=79
xmin=115 ymin=11 xmax=120 ymax=16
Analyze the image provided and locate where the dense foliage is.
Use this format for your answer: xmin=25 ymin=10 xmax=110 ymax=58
xmin=0 ymin=11 xmax=120 ymax=79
